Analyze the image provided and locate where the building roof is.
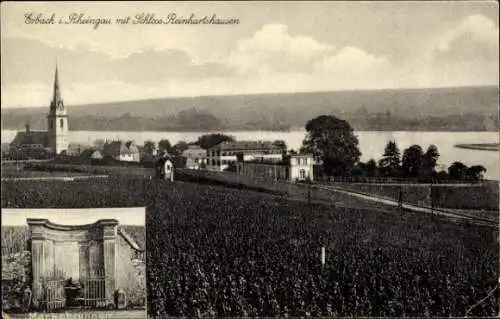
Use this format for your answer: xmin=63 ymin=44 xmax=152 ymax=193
xmin=210 ymin=140 xmax=281 ymax=151
xmin=102 ymin=141 xmax=139 ymax=156
xmin=117 ymin=227 xmax=144 ymax=252
xmin=9 ymin=131 xmax=49 ymax=148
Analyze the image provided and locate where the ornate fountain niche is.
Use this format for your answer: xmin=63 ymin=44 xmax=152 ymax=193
xmin=27 ymin=218 xmax=118 ymax=310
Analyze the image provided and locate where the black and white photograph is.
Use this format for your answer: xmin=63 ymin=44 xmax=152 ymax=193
xmin=1 ymin=1 xmax=499 ymax=318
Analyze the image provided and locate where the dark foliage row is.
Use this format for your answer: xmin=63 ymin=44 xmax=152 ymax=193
xmin=1 ymin=176 xmax=146 ymax=208
xmin=1 ymin=226 xmax=145 ymax=256
xmin=146 ymin=181 xmax=499 ymax=318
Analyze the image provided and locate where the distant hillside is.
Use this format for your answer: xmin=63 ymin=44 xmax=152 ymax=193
xmin=1 ymin=86 xmax=498 ymax=131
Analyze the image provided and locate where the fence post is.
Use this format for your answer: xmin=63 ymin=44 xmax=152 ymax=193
xmin=398 ymin=186 xmax=403 ymax=212
xmin=430 ymin=181 xmax=435 ymax=217
xmin=308 ymin=181 xmax=313 ymax=214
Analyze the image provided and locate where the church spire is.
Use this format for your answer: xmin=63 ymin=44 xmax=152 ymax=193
xmin=50 ymin=63 xmax=64 ymax=112
xmin=53 ymin=63 xmax=61 ymax=102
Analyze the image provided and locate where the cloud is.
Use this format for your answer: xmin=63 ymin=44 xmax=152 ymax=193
xmin=314 ymin=46 xmax=390 ymax=75
xmin=429 ymin=14 xmax=499 ymax=63
xmin=223 ymin=23 xmax=396 ymax=92
xmin=226 ymin=24 xmax=337 ymax=75
xmin=0 ymin=37 xmax=234 ymax=86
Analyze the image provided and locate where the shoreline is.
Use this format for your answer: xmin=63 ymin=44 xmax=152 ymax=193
xmin=454 ymin=143 xmax=500 ymax=152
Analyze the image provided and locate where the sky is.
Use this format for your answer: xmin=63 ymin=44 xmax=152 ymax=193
xmin=1 ymin=1 xmax=498 ymax=108
xmin=1 ymin=207 xmax=146 ymax=226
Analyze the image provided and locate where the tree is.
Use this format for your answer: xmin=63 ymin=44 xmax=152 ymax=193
xmin=435 ymin=170 xmax=449 ymax=182
xmin=401 ymin=145 xmax=424 ymax=178
xmin=421 ymin=144 xmax=440 ymax=178
xmin=143 ymin=140 xmax=156 ymax=156
xmin=158 ymin=139 xmax=172 ymax=153
xmin=465 ymin=165 xmax=486 ymax=181
xmin=196 ymin=134 xmax=235 ymax=150
xmin=448 ymin=161 xmax=468 ymax=180
xmin=301 ymin=115 xmax=361 ymax=176
xmin=272 ymin=140 xmax=287 ymax=152
xmin=364 ymin=159 xmax=379 ymax=177
xmin=170 ymin=141 xmax=189 ymax=155
xmin=378 ymin=140 xmax=401 ymax=177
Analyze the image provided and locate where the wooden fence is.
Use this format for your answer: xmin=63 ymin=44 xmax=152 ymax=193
xmin=324 ymin=176 xmax=483 ymax=185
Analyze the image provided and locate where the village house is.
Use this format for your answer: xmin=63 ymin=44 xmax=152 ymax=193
xmin=181 ymin=144 xmax=207 ymax=169
xmin=102 ymin=141 xmax=140 ymax=162
xmin=8 ymin=124 xmax=51 ymax=159
xmin=207 ymin=140 xmax=284 ymax=171
xmin=64 ymin=143 xmax=91 ymax=156
xmin=235 ymin=154 xmax=315 ymax=182
xmin=79 ymin=148 xmax=104 ymax=162
xmin=1 ymin=143 xmax=10 ymax=158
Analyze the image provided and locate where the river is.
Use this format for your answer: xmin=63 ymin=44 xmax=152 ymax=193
xmin=2 ymin=130 xmax=498 ymax=180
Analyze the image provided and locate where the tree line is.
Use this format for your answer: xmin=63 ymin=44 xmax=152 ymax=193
xmin=300 ymin=115 xmax=487 ymax=182
xmin=352 ymin=141 xmax=487 ymax=182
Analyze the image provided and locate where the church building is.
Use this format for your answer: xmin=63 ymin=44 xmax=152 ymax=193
xmin=9 ymin=66 xmax=70 ymax=157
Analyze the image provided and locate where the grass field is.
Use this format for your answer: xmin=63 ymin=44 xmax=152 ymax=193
xmin=146 ymin=180 xmax=499 ymax=317
xmin=1 ymin=176 xmax=146 ymax=208
xmin=1 ymin=167 xmax=94 ymax=178
xmin=2 ymin=175 xmax=499 ymax=317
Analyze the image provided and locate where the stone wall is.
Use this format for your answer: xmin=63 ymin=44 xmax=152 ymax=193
xmin=2 ymin=251 xmax=31 ymax=311
xmin=116 ymin=232 xmax=146 ymax=308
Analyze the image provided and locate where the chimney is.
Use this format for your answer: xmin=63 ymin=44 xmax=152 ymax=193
xmin=25 ymin=124 xmax=30 ymax=133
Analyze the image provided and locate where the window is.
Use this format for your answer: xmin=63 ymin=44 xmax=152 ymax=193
xmin=303 ymin=158 xmax=308 ymax=165
xmin=299 ymin=169 xmax=306 ymax=179
xmin=60 ymin=119 xmax=64 ymax=129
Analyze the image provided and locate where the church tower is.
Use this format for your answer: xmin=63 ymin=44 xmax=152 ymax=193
xmin=47 ymin=65 xmax=69 ymax=154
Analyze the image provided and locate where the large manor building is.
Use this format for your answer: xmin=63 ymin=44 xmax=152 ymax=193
xmin=10 ymin=66 xmax=69 ymax=157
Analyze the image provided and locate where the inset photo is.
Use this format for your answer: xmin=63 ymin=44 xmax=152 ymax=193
xmin=2 ymin=207 xmax=146 ymax=319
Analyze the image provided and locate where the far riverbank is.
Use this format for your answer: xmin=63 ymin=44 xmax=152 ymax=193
xmin=454 ymin=143 xmax=500 ymax=152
